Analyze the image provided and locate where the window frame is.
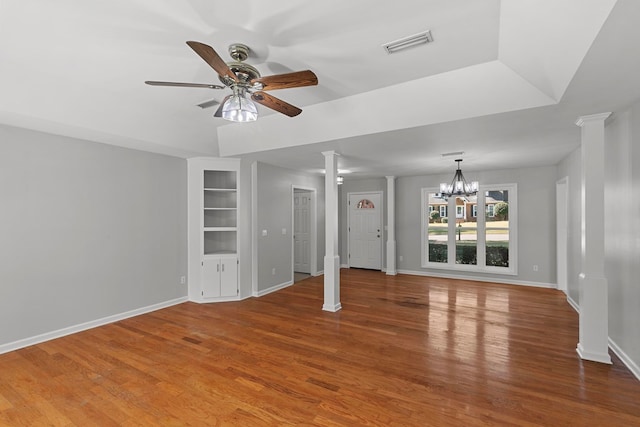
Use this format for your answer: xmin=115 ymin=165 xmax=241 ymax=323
xmin=421 ymin=184 xmax=517 ymax=275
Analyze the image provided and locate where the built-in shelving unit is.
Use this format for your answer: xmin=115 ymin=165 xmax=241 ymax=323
xmin=187 ymin=158 xmax=240 ymax=302
xmin=203 ymin=170 xmax=237 ymax=255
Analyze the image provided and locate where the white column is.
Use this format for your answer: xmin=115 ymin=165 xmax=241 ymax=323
xmin=386 ymin=176 xmax=397 ymax=275
xmin=575 ymin=112 xmax=611 ymax=364
xmin=322 ymin=151 xmax=341 ymax=312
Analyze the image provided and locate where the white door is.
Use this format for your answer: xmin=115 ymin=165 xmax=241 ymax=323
xmin=294 ymin=191 xmax=312 ymax=273
xmin=348 ymin=192 xmax=382 ymax=270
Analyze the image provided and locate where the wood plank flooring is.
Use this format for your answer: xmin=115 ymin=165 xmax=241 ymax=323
xmin=1 ymin=269 xmax=639 ymax=426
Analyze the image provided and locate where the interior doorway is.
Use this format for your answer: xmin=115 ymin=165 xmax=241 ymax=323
xmin=556 ymin=177 xmax=569 ymax=294
xmin=292 ymin=187 xmax=317 ymax=282
xmin=348 ymin=191 xmax=383 ymax=270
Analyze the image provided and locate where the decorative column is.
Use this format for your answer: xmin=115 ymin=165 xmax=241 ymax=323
xmin=322 ymin=151 xmax=341 ymax=312
xmin=575 ymin=112 xmax=611 ymax=364
xmin=386 ymin=176 xmax=397 ymax=275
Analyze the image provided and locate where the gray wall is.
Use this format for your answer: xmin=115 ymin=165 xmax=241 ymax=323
xmin=604 ymin=103 xmax=640 ymax=369
xmin=0 ymin=124 xmax=187 ymax=347
xmin=337 ymin=167 xmax=556 ymax=284
xmin=255 ymin=162 xmax=325 ymax=292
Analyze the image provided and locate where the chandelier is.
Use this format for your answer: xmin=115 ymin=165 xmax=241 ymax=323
xmin=436 ymin=159 xmax=478 ymax=198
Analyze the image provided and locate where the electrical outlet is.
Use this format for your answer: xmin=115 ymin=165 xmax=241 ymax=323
xmin=399 ymin=255 xmax=403 ymax=262
xmin=271 ymin=268 xmax=276 ymax=275
xmin=180 ymin=276 xmax=186 ymax=285
xmin=262 ymin=229 xmax=268 ymax=236
xmin=533 ymin=265 xmax=539 ymax=272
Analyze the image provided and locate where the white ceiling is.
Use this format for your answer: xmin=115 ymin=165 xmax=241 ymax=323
xmin=1 ymin=0 xmax=639 ymax=178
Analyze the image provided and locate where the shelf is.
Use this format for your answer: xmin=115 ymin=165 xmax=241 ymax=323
xmin=204 ymin=190 xmax=237 ymax=209
xmin=204 ymin=229 xmax=236 ymax=254
xmin=203 ymin=251 xmax=237 ymax=257
xmin=204 ymin=207 xmax=237 ymax=210
xmin=204 ymin=188 xmax=237 ymax=192
xmin=204 ymin=170 xmax=236 ymax=190
xmin=204 ymin=227 xmax=237 ymax=232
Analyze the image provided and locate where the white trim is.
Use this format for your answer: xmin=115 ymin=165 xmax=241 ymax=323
xmin=609 ymin=338 xmax=640 ymax=381
xmin=0 ymin=297 xmax=188 ymax=355
xmin=567 ymin=295 xmax=580 ymax=313
xmin=313 ymin=269 xmax=325 ymax=276
xmin=397 ymin=269 xmax=555 ymax=288
xmin=252 ymin=280 xmax=294 ymax=297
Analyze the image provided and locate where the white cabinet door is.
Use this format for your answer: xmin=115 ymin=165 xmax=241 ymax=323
xmin=202 ymin=256 xmax=237 ymax=298
xmin=202 ymin=258 xmax=222 ymax=298
xmin=220 ymin=257 xmax=238 ymax=297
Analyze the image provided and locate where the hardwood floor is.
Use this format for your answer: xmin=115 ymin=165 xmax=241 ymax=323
xmin=1 ymin=270 xmax=639 ymax=426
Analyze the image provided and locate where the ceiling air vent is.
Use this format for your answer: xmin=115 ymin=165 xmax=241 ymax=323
xmin=382 ymin=30 xmax=433 ymax=54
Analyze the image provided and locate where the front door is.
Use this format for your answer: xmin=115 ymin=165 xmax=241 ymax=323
xmin=348 ymin=192 xmax=382 ymax=270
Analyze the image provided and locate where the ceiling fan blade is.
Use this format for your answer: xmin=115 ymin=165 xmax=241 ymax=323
xmin=251 ymin=70 xmax=317 ymax=91
xmin=186 ymin=41 xmax=238 ymax=82
xmin=145 ymin=81 xmax=225 ymax=89
xmin=196 ymin=99 xmax=219 ymax=109
xmin=251 ymin=92 xmax=302 ymax=117
xmin=213 ymin=95 xmax=231 ymax=117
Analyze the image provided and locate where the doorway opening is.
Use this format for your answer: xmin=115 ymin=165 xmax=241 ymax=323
xmin=292 ymin=186 xmax=317 ymax=283
xmin=556 ymin=177 xmax=569 ymax=294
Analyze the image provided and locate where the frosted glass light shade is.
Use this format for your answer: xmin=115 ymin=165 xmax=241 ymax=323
xmin=221 ymin=93 xmax=258 ymax=122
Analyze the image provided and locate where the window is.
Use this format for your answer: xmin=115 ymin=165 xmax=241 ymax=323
xmin=486 ymin=204 xmax=494 ymax=217
xmin=357 ymin=199 xmax=375 ymax=209
xmin=421 ymin=184 xmax=517 ymax=275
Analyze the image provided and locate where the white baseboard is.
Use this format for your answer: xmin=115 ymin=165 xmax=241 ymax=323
xmin=396 ymin=269 xmax=556 ymax=289
xmin=340 ymin=264 xmax=349 ymax=269
xmin=313 ymin=270 xmax=324 ymax=277
xmin=609 ymin=338 xmax=640 ymax=381
xmin=252 ymin=280 xmax=294 ymax=297
xmin=0 ymin=296 xmax=188 ymax=355
xmin=567 ymin=295 xmax=580 ymax=313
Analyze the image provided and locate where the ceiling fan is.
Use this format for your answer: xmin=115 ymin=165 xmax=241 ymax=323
xmin=145 ymin=41 xmax=318 ymax=122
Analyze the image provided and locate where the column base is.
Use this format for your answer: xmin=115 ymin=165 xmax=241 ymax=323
xmin=577 ymin=343 xmax=612 ymax=364
xmin=322 ymin=302 xmax=343 ymax=312
xmin=386 ymin=240 xmax=397 ymax=275
xmin=323 ymin=255 xmax=341 ymax=312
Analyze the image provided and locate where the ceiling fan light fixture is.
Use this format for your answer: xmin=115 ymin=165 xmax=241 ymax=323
xmin=221 ymin=87 xmax=258 ymax=122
